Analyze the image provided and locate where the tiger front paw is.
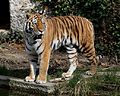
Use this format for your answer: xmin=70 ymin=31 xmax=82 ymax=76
xmin=25 ymin=76 xmax=35 ymax=82
xmin=35 ymin=76 xmax=47 ymax=84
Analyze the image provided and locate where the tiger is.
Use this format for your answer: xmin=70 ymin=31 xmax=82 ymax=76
xmin=24 ymin=10 xmax=97 ymax=84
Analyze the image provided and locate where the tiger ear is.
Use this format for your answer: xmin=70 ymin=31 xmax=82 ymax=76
xmin=39 ymin=6 xmax=48 ymax=17
xmin=43 ymin=6 xmax=48 ymax=16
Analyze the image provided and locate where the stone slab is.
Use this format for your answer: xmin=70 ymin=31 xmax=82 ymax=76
xmin=0 ymin=75 xmax=58 ymax=95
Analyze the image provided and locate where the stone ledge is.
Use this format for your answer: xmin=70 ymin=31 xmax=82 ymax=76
xmin=0 ymin=75 xmax=58 ymax=95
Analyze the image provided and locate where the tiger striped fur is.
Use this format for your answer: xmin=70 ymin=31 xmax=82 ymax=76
xmin=24 ymin=12 xmax=97 ymax=83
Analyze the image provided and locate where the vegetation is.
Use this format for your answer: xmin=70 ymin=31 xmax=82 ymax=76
xmin=0 ymin=31 xmax=23 ymax=43
xmin=32 ymin=0 xmax=120 ymax=58
xmin=47 ymin=66 xmax=120 ymax=96
xmin=64 ymin=68 xmax=120 ymax=96
xmin=40 ymin=61 xmax=120 ymax=95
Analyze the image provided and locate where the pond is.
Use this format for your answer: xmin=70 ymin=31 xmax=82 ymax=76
xmin=0 ymin=88 xmax=45 ymax=96
xmin=0 ymin=88 xmax=9 ymax=96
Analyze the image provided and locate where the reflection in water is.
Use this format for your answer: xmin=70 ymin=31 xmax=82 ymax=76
xmin=0 ymin=88 xmax=9 ymax=96
xmin=0 ymin=88 xmax=56 ymax=96
xmin=9 ymin=90 xmax=41 ymax=96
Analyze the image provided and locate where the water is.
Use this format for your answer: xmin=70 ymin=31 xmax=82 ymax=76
xmin=0 ymin=88 xmax=9 ymax=96
xmin=0 ymin=87 xmax=60 ymax=96
xmin=0 ymin=88 xmax=47 ymax=96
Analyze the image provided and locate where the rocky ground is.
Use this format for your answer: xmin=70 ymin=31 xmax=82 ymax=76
xmin=0 ymin=43 xmax=28 ymax=70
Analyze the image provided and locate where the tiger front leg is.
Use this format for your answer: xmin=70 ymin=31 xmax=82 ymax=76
xmin=25 ymin=60 xmax=37 ymax=82
xmin=25 ymin=54 xmax=38 ymax=82
xmin=36 ymin=49 xmax=51 ymax=84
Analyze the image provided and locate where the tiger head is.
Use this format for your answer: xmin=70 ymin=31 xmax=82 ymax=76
xmin=24 ymin=9 xmax=47 ymax=37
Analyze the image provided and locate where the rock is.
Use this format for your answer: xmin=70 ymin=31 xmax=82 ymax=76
xmin=9 ymin=0 xmax=34 ymax=33
xmin=0 ymin=75 xmax=58 ymax=95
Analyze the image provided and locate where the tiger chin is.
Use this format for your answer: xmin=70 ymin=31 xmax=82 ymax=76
xmin=24 ymin=9 xmax=97 ymax=84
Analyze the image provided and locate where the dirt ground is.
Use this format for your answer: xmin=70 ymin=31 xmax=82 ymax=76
xmin=0 ymin=43 xmax=84 ymax=70
xmin=0 ymin=42 xmax=119 ymax=71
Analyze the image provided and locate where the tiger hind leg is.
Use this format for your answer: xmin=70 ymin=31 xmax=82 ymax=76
xmin=62 ymin=46 xmax=78 ymax=78
xmin=82 ymin=46 xmax=97 ymax=76
xmin=85 ymin=56 xmax=97 ymax=76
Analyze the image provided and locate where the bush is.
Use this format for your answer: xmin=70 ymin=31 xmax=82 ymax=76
xmin=0 ymin=30 xmax=23 ymax=44
xmin=33 ymin=0 xmax=120 ymax=58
